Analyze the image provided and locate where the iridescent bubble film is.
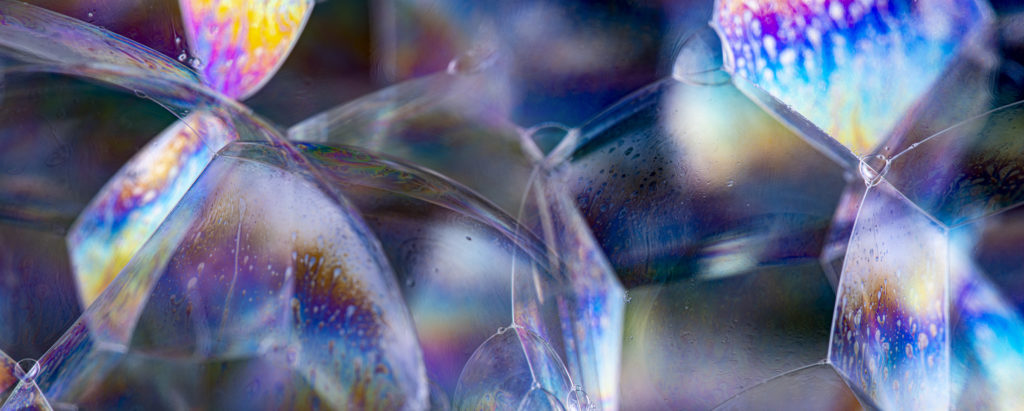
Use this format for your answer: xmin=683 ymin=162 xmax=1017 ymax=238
xmin=179 ymin=0 xmax=313 ymax=99
xmin=714 ymin=0 xmax=992 ymax=156
xmin=69 ymin=111 xmax=238 ymax=306
xmin=6 ymin=0 xmax=1024 ymax=409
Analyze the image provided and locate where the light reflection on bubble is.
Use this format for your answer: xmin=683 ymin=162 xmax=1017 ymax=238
xmin=454 ymin=326 xmax=575 ymax=411
xmin=829 ymin=180 xmax=949 ymax=410
xmin=948 ymin=227 xmax=1024 ymax=409
xmin=714 ymin=0 xmax=993 ymax=156
xmin=4 ymin=0 xmax=1024 ymax=409
xmin=69 ymin=111 xmax=238 ymax=307
xmin=23 ymin=141 xmax=429 ymax=409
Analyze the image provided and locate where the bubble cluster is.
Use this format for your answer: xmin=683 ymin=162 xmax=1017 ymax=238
xmin=2 ymin=0 xmax=1024 ymax=409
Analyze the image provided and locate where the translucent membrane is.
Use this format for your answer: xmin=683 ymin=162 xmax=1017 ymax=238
xmin=4 ymin=141 xmax=429 ymax=409
xmin=2 ymin=3 xmax=432 ymax=409
xmin=713 ymin=0 xmax=994 ymax=157
xmin=828 ymin=96 xmax=1024 ymax=408
xmin=829 ymin=180 xmax=949 ymax=410
xmin=179 ymin=0 xmax=314 ymax=99
xmin=0 ymin=1 xmax=310 ymax=315
xmin=552 ymin=74 xmax=851 ymax=409
xmin=518 ymin=387 xmax=567 ymax=411
xmin=18 ymin=0 xmax=191 ymax=61
xmin=290 ymin=141 xmax=526 ymax=398
xmin=292 ymin=69 xmax=619 ymax=409
xmin=375 ymin=0 xmax=665 ymax=125
xmin=289 ymin=71 xmax=529 ymax=214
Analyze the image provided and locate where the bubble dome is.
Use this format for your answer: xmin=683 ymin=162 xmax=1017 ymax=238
xmin=1 ymin=0 xmax=1024 ymax=410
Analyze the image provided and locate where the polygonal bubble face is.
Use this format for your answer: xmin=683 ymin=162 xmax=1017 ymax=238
xmin=63 ymin=94 xmax=287 ymax=313
xmin=829 ymin=97 xmax=1024 ymax=409
xmin=289 ymin=65 xmax=628 ymax=410
xmin=179 ymin=0 xmax=314 ymax=99
xmin=453 ymin=326 xmax=575 ymax=411
xmin=947 ymin=229 xmax=1024 ymax=409
xmin=880 ymin=98 xmax=1024 ymax=308
xmin=886 ymin=101 xmax=1024 ymax=227
xmin=557 ymin=77 xmax=845 ymax=288
xmin=713 ymin=0 xmax=993 ymax=157
xmin=289 ymin=71 xmax=534 ymax=215
xmin=829 ymin=181 xmax=949 ymax=410
xmin=9 ymin=143 xmax=428 ymax=409
xmin=552 ymin=76 xmax=850 ymax=409
xmin=518 ymin=388 xmax=567 ymax=411
xmin=620 ymin=261 xmax=838 ymax=409
xmin=290 ymin=140 xmax=618 ymax=410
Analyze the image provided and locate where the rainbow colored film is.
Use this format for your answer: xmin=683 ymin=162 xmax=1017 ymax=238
xmin=714 ymin=0 xmax=990 ymax=156
xmin=179 ymin=0 xmax=313 ymax=99
xmin=830 ymin=180 xmax=949 ymax=409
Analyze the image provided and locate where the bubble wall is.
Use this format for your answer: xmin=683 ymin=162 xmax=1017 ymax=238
xmin=2 ymin=0 xmax=1024 ymax=409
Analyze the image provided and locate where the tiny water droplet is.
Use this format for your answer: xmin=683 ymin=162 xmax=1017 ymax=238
xmin=16 ymin=358 xmax=38 ymax=382
xmin=178 ymin=52 xmax=187 ymax=62
xmin=726 ymin=179 xmax=735 ymax=187
xmin=496 ymin=326 xmax=508 ymax=334
xmin=858 ymin=154 xmax=890 ymax=187
xmin=133 ymin=90 xmax=147 ymax=98
xmin=405 ymin=277 xmax=416 ymax=288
